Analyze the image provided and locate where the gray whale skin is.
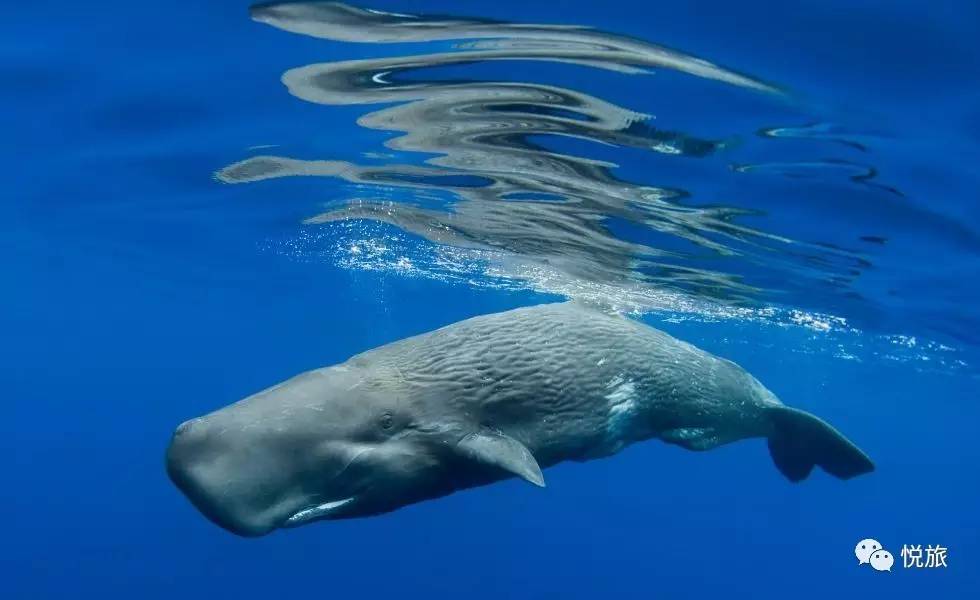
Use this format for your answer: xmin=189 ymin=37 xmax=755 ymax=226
xmin=167 ymin=302 xmax=873 ymax=536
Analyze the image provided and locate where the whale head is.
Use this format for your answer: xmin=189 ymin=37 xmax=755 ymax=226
xmin=165 ymin=365 xmax=463 ymax=537
xmin=167 ymin=361 xmax=545 ymax=536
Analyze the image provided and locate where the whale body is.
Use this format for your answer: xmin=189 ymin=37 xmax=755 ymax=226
xmin=166 ymin=302 xmax=873 ymax=536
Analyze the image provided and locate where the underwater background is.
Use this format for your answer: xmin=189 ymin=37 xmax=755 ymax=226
xmin=3 ymin=0 xmax=979 ymax=597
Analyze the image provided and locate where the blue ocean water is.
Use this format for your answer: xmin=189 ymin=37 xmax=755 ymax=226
xmin=3 ymin=0 xmax=979 ymax=597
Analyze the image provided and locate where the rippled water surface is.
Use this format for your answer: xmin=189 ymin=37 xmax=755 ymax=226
xmin=8 ymin=2 xmax=977 ymax=369
xmin=203 ymin=2 xmax=976 ymax=369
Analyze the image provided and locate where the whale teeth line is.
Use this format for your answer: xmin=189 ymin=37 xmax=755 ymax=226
xmin=284 ymin=497 xmax=355 ymax=526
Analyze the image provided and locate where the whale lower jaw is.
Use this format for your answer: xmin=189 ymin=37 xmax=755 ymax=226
xmin=283 ymin=497 xmax=356 ymax=527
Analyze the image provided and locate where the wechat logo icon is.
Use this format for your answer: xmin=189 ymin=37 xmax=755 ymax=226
xmin=855 ymin=539 xmax=894 ymax=572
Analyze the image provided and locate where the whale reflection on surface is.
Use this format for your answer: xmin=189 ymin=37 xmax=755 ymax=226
xmin=221 ymin=2 xmax=906 ymax=321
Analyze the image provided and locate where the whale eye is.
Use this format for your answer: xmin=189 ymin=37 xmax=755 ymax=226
xmin=380 ymin=412 xmax=394 ymax=430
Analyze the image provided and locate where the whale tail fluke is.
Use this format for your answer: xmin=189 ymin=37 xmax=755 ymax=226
xmin=766 ymin=406 xmax=874 ymax=482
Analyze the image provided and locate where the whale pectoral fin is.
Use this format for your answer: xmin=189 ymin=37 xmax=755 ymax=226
xmin=767 ymin=406 xmax=875 ymax=482
xmin=457 ymin=431 xmax=546 ymax=487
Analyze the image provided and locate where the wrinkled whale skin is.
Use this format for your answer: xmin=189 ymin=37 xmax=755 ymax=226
xmin=353 ymin=302 xmax=775 ymax=460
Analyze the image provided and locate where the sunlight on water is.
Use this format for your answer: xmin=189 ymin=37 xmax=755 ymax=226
xmin=220 ymin=2 xmax=970 ymax=372
xmin=263 ymin=219 xmax=968 ymax=373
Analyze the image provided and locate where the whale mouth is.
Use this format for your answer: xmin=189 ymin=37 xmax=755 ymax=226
xmin=283 ymin=497 xmax=356 ymax=527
